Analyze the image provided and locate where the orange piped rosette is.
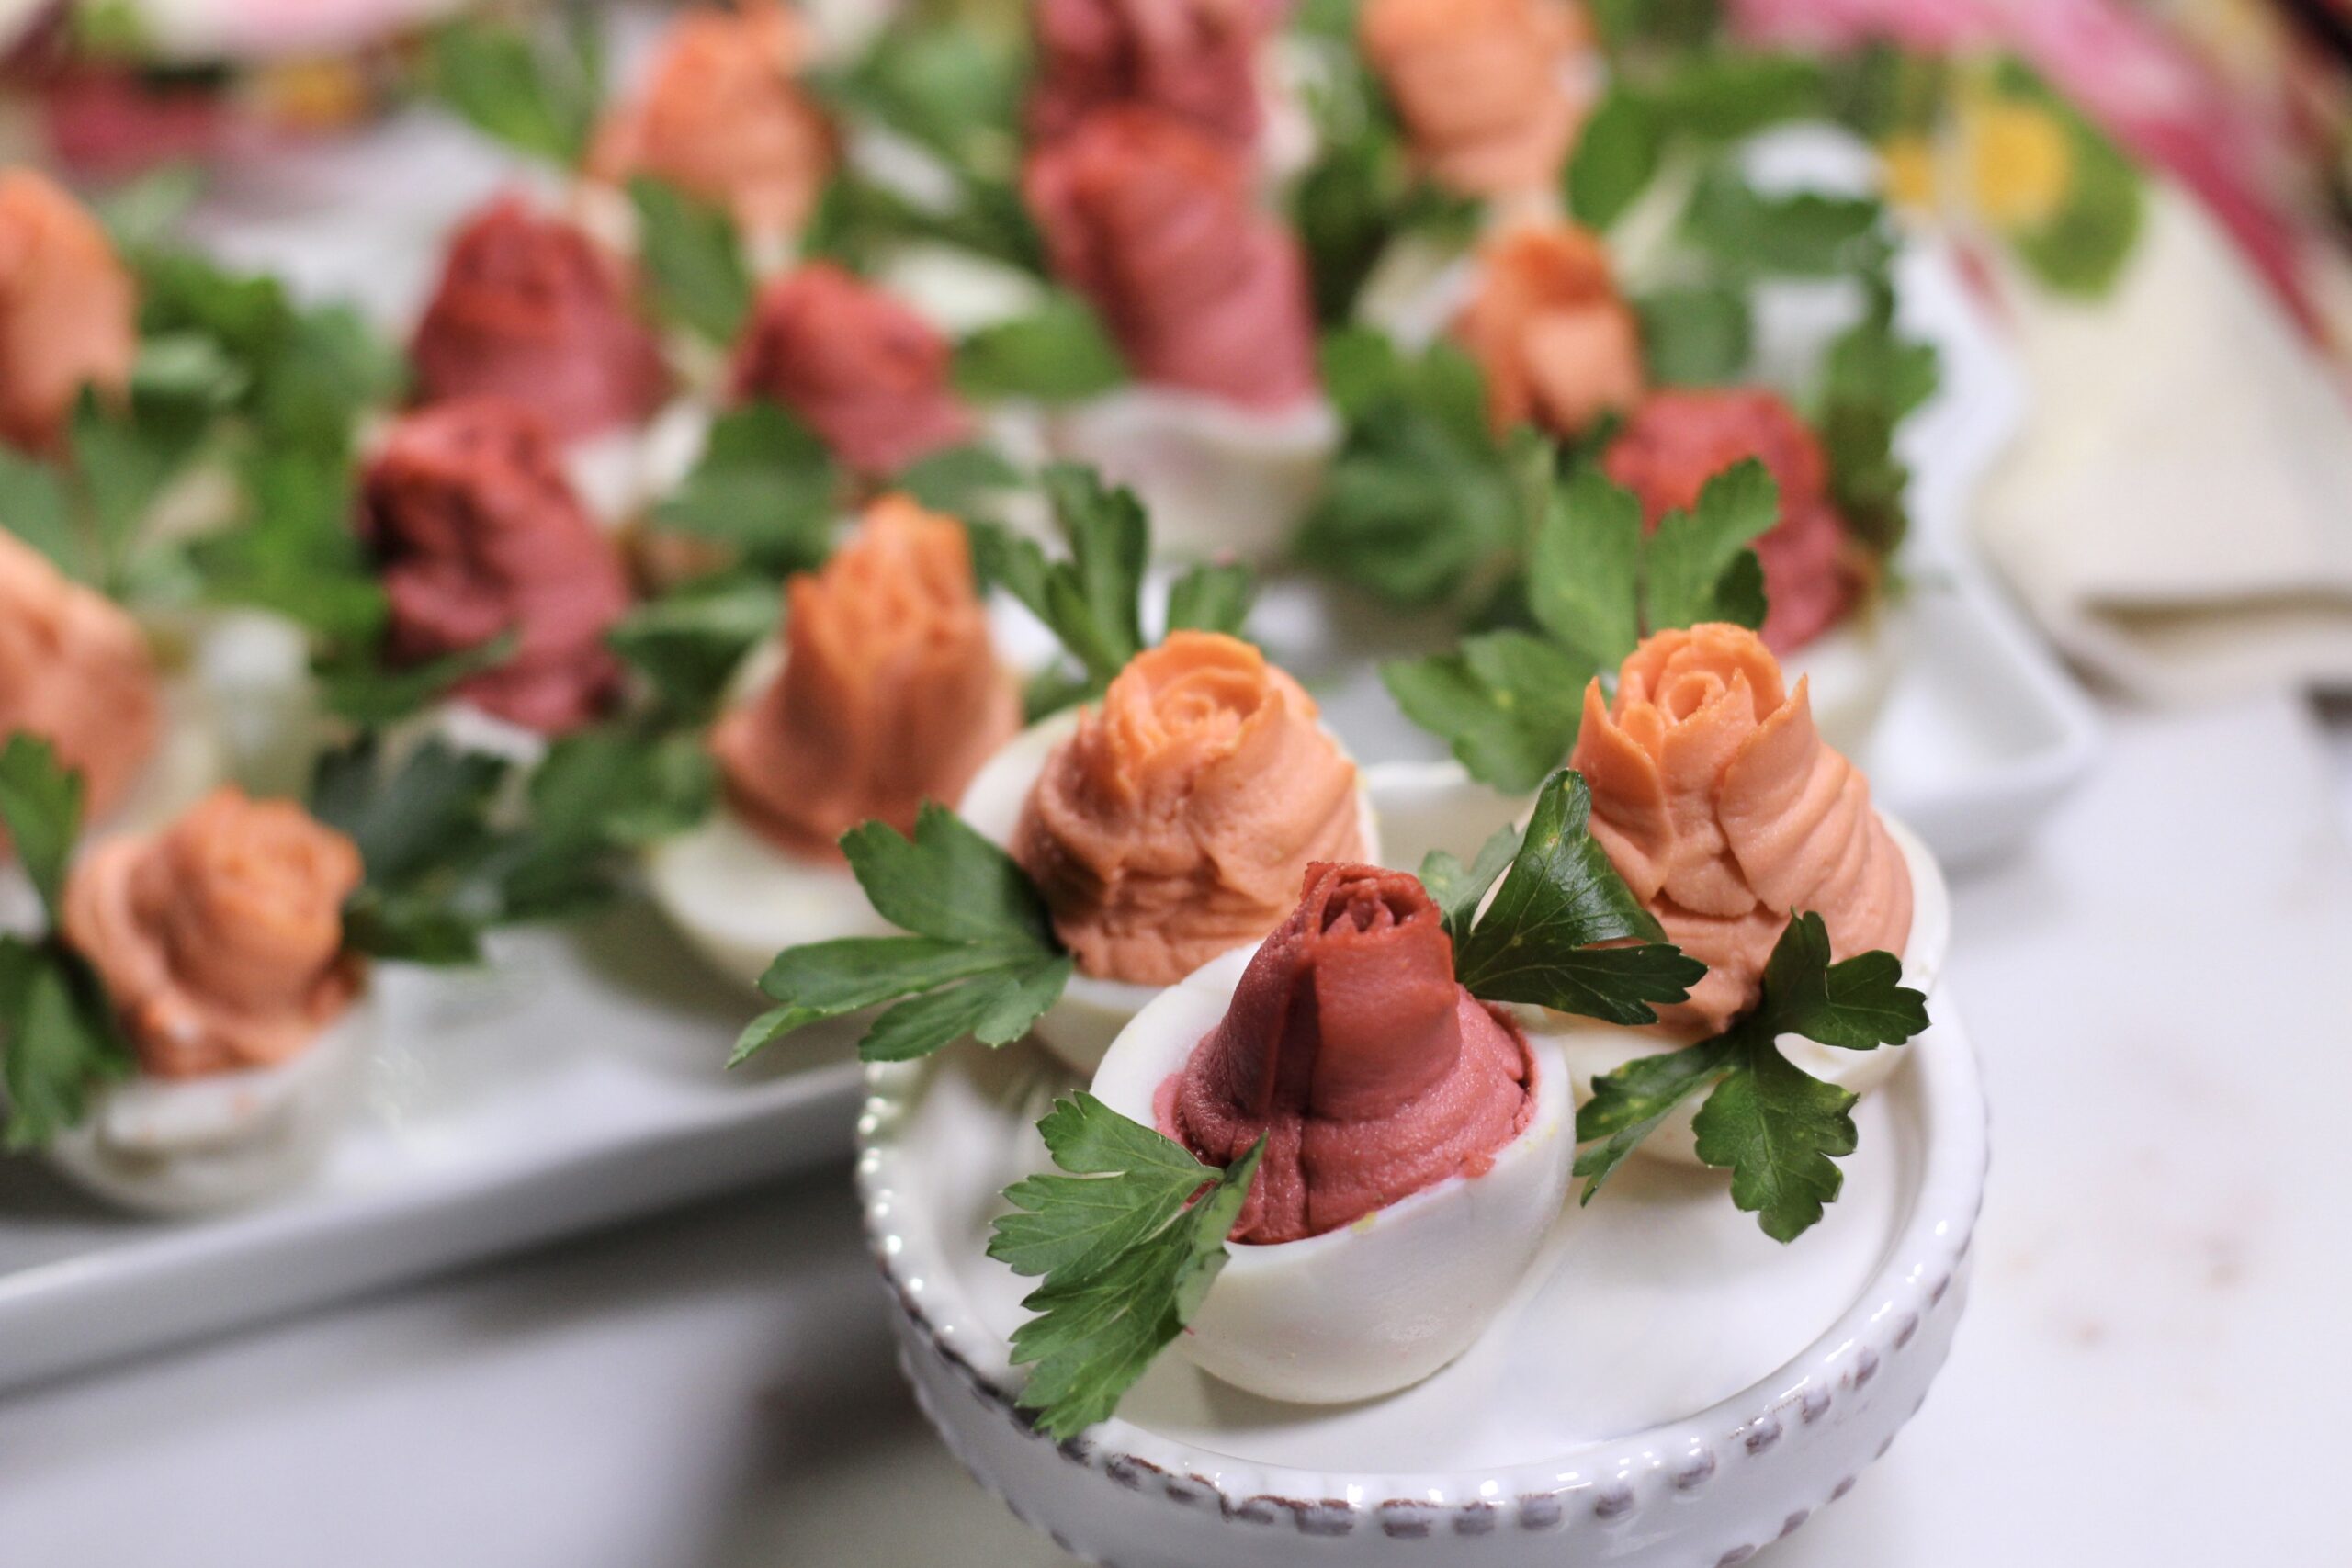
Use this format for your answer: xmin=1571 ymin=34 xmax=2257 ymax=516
xmin=62 ymin=789 xmax=365 ymax=1080
xmin=712 ymin=496 xmax=1020 ymax=860
xmin=1568 ymin=624 xmax=1914 ymax=1035
xmin=1358 ymin=0 xmax=1590 ymax=199
xmin=0 ymin=167 xmax=137 ymax=454
xmin=1011 ymin=631 xmax=1365 ymax=987
xmin=1455 ymin=222 xmax=1645 ymax=439
xmin=0 ymin=530 xmax=161 ymax=852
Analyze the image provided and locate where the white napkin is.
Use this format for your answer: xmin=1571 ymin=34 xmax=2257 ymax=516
xmin=1973 ymin=179 xmax=2352 ymax=702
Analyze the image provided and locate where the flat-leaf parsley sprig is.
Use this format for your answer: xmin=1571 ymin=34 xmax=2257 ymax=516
xmin=1574 ymin=911 xmax=1928 ymax=1242
xmin=1382 ymin=457 xmax=1779 ymax=793
xmin=980 ymin=768 xmax=1696 ymax=1437
xmin=731 ymin=803 xmax=1075 ymax=1066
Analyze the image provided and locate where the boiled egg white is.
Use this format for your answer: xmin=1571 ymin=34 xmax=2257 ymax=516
xmin=46 ymin=985 xmax=378 ymax=1216
xmin=564 ymin=398 xmax=712 ymax=534
xmin=1045 ymin=389 xmax=1340 ymax=564
xmin=1516 ymin=813 xmax=1951 ymax=1168
xmin=957 ymin=711 xmax=1383 ymax=1077
xmin=1087 ymin=943 xmax=1573 ymax=1404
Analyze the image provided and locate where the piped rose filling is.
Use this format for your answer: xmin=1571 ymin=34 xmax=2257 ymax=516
xmin=587 ymin=0 xmax=833 ymax=249
xmin=0 ymin=529 xmax=160 ymax=849
xmin=712 ymin=496 xmax=1019 ymax=858
xmin=729 ymin=265 xmax=976 ymax=475
xmin=1455 ymin=222 xmax=1645 ymax=439
xmin=1023 ymin=107 xmax=1317 ymax=409
xmin=1164 ymin=862 xmax=1533 ymax=1244
xmin=1358 ymin=0 xmax=1589 ymax=199
xmin=360 ymin=398 xmax=634 ymax=735
xmin=1011 ymin=632 xmax=1364 ymax=986
xmin=410 ymin=197 xmax=670 ymax=444
xmin=1570 ymin=623 xmax=1913 ymax=1034
xmin=62 ymin=789 xmax=364 ymax=1079
xmin=1027 ymin=0 xmax=1266 ymax=152
xmin=1604 ymin=389 xmax=1857 ymax=653
xmin=0 ymin=167 xmax=136 ymax=454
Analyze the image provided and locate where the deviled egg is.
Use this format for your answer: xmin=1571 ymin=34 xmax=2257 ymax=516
xmin=647 ymin=496 xmax=1021 ymax=989
xmin=958 ymin=632 xmax=1380 ymax=1075
xmin=1088 ymin=863 xmax=1572 ymax=1404
xmin=45 ymin=787 xmax=373 ymax=1215
xmin=1514 ymin=622 xmax=1942 ymax=1164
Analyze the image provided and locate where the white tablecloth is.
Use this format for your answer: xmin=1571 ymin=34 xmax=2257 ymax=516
xmin=6 ymin=692 xmax=2348 ymax=1566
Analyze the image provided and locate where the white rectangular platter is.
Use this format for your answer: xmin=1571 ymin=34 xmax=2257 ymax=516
xmin=0 ymin=909 xmax=858 ymax=1393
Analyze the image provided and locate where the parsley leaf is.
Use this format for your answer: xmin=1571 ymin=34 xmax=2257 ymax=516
xmin=1566 ymin=85 xmax=1662 ymax=231
xmin=952 ymin=296 xmax=1126 ymax=404
xmin=1164 ymin=562 xmax=1255 ymax=638
xmin=628 ymin=177 xmax=754 ymax=344
xmin=1417 ymin=822 xmax=1523 ymax=946
xmin=0 ymin=737 xmax=135 ymax=1148
xmin=1451 ymin=769 xmax=1702 ymax=1023
xmin=732 ymin=803 xmax=1072 ymax=1066
xmin=653 ymin=402 xmax=840 ymax=577
xmin=989 ymin=1093 xmax=1264 ymax=1438
xmin=1635 ymin=283 xmax=1753 ymax=386
xmin=1682 ymin=162 xmax=1889 ymax=278
xmin=0 ymin=733 xmax=85 ymax=921
xmin=1295 ymin=333 xmax=1520 ymax=607
xmin=1527 ymin=465 xmax=1645 ymax=669
xmin=1642 ymin=457 xmax=1778 ymax=632
xmin=1815 ymin=264 xmax=1937 ymax=558
xmin=310 ymin=735 xmax=506 ymax=964
xmin=1575 ymin=909 xmax=1928 ymax=1239
xmin=1381 ymin=631 xmax=1591 ymax=795
xmin=426 ymin=10 xmax=605 ymax=166
xmin=608 ymin=571 xmax=780 ymax=721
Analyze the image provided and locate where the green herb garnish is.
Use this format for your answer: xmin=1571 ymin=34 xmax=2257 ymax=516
xmin=731 ymin=803 xmax=1074 ymax=1066
xmin=989 ymin=1096 xmax=1264 ymax=1439
xmin=0 ymin=736 xmax=135 ymax=1149
xmin=1575 ymin=910 xmax=1928 ymax=1240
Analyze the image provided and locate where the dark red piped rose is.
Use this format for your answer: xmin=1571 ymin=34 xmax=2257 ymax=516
xmin=1023 ymin=107 xmax=1316 ymax=408
xmin=1167 ymin=862 xmax=1532 ymax=1244
xmin=360 ymin=398 xmax=633 ymax=734
xmin=411 ymin=197 xmax=670 ymax=444
xmin=729 ymin=264 xmax=975 ymax=476
xmin=1603 ymin=389 xmax=1857 ymax=653
xmin=1028 ymin=0 xmax=1265 ymax=152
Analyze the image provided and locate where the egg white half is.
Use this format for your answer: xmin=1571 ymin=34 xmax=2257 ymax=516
xmin=565 ymin=399 xmax=712 ymax=534
xmin=46 ymin=986 xmax=378 ymax=1216
xmin=958 ymin=710 xmax=1383 ymax=1077
xmin=644 ymin=805 xmax=893 ymax=992
xmin=1516 ymin=813 xmax=1951 ymax=1168
xmin=1089 ymin=944 xmax=1573 ymax=1404
xmin=1046 ymin=389 xmax=1340 ymax=564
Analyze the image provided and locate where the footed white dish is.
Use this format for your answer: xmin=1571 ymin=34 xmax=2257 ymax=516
xmin=859 ymin=977 xmax=1984 ymax=1567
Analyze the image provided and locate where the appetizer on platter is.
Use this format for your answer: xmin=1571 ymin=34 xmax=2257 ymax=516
xmin=357 ymin=395 xmax=636 ymax=748
xmin=0 ymin=736 xmax=372 ymax=1213
xmin=647 ymin=494 xmax=1021 ymax=988
xmin=409 ymin=196 xmax=681 ymax=528
xmin=0 ymin=534 xmax=226 ymax=908
xmin=1023 ymin=105 xmax=1334 ymax=559
xmin=0 ymin=168 xmax=138 ymax=455
xmin=962 ymin=628 xmax=1378 ymax=1069
xmin=1523 ymin=621 xmax=1949 ymax=1165
xmin=585 ymin=0 xmax=836 ymax=270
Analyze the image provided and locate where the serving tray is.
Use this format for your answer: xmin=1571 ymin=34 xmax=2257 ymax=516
xmin=0 ymin=909 xmax=858 ymax=1393
xmin=862 ymin=1001 xmax=1988 ymax=1566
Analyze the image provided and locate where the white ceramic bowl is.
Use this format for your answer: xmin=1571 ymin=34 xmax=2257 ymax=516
xmin=857 ymin=992 xmax=1986 ymax=1566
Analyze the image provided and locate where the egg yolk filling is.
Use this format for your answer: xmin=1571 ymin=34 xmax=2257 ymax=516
xmin=1161 ymin=862 xmax=1532 ymax=1244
